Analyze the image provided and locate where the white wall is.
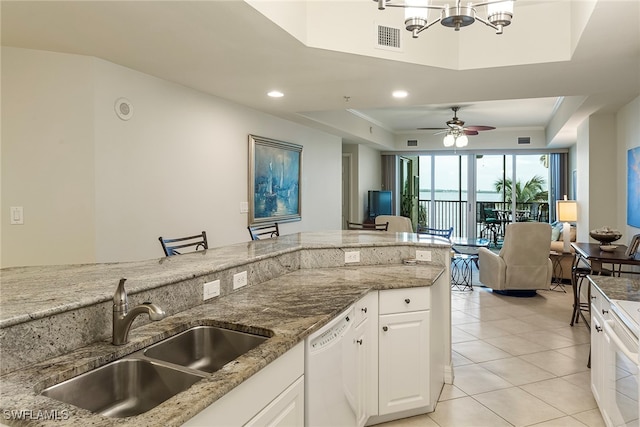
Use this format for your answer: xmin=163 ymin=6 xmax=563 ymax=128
xmin=617 ymin=97 xmax=640 ymax=242
xmin=341 ymin=143 xmax=382 ymax=222
xmin=358 ymin=144 xmax=382 ymax=220
xmin=1 ymin=48 xmax=96 ymax=266
xmin=575 ymin=96 xmax=639 ymax=244
xmin=2 ymin=47 xmax=342 ymax=267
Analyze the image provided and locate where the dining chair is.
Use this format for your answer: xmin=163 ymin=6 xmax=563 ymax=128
xmin=347 ymin=221 xmax=389 ymax=231
xmin=416 ymin=225 xmax=453 ymax=239
xmin=248 ymin=223 xmax=280 ymax=240
xmin=158 ymin=231 xmax=208 ymax=256
xmin=374 ymin=215 xmax=413 ymax=233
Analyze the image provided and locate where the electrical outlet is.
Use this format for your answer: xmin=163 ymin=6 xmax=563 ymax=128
xmin=203 ymin=280 xmax=220 ymax=301
xmin=344 ymin=251 xmax=360 ymax=263
xmin=233 ymin=271 xmax=248 ymax=289
xmin=416 ymin=250 xmax=432 ymax=262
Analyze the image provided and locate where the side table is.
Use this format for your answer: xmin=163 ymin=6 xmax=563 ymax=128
xmin=549 ymin=251 xmax=575 ymax=292
xmin=451 ymin=253 xmax=477 ymax=291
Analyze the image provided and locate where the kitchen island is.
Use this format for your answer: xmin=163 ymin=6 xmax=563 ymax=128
xmin=0 ymin=231 xmax=452 ymax=426
xmin=588 ymin=274 xmax=640 ymax=427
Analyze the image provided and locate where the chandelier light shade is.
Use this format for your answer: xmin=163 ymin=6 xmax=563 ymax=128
xmin=405 ymin=0 xmax=429 ymax=32
xmin=377 ymin=0 xmax=514 ymax=38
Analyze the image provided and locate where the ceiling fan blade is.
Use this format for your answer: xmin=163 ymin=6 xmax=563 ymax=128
xmin=465 ymin=125 xmax=496 ymax=131
xmin=463 ymin=130 xmax=479 ymax=136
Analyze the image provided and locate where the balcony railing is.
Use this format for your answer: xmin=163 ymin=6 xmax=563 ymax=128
xmin=417 ymin=199 xmax=549 ymax=240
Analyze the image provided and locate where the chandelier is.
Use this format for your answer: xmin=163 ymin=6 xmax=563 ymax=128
xmin=375 ymin=0 xmax=514 ymax=38
xmin=443 ymin=129 xmax=468 ymax=148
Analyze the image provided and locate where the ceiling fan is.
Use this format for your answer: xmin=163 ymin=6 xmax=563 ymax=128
xmin=418 ymin=106 xmax=496 ymax=136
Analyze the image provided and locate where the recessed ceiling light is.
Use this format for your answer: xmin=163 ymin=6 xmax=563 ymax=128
xmin=392 ymin=90 xmax=408 ymax=98
xmin=268 ymin=90 xmax=284 ymax=98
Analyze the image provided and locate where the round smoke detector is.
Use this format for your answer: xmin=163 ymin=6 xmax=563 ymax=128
xmin=114 ymin=97 xmax=133 ymax=121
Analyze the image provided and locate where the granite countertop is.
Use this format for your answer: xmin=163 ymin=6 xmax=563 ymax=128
xmin=0 ymin=264 xmax=445 ymax=427
xmin=588 ymin=275 xmax=640 ymax=302
xmin=0 ymin=230 xmax=446 ymax=328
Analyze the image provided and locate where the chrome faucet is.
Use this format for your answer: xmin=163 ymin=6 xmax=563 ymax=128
xmin=112 ymin=278 xmax=166 ymax=345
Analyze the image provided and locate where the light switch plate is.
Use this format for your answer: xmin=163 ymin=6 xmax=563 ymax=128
xmin=10 ymin=207 xmax=23 ymax=225
xmin=240 ymin=202 xmax=249 ymax=213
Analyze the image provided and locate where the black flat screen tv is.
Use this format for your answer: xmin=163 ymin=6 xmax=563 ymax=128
xmin=368 ymin=190 xmax=392 ymax=218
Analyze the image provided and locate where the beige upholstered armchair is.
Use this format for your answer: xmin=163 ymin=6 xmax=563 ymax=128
xmin=479 ymin=222 xmax=553 ymax=295
xmin=375 ymin=215 xmax=413 ymax=233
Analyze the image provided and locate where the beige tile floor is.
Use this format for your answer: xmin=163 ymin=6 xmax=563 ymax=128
xmin=380 ymin=279 xmax=605 ymax=427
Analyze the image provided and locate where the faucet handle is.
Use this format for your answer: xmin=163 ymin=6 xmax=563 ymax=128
xmin=113 ymin=278 xmax=129 ymax=308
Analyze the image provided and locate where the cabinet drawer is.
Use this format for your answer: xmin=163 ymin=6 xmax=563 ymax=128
xmin=354 ymin=292 xmax=378 ymax=325
xmin=590 ymin=284 xmax=610 ymax=315
xmin=379 ymin=287 xmax=430 ymax=314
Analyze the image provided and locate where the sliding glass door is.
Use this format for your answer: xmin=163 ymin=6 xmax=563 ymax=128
xmin=419 ymin=153 xmax=552 ymax=240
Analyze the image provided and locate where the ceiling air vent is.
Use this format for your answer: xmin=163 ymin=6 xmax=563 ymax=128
xmin=407 ymin=140 xmax=418 ymax=147
xmin=377 ymin=25 xmax=401 ymax=50
xmin=518 ymin=137 xmax=531 ymax=145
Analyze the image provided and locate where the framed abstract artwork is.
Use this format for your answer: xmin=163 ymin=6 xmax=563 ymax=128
xmin=249 ymin=135 xmax=302 ymax=225
xmin=628 ymin=147 xmax=640 ymax=227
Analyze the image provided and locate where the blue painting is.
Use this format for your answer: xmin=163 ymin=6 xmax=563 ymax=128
xmin=628 ymin=147 xmax=640 ymax=227
xmin=249 ymin=135 xmax=302 ymax=225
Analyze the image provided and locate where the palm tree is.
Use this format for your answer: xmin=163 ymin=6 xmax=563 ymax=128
xmin=494 ymin=175 xmax=548 ymax=203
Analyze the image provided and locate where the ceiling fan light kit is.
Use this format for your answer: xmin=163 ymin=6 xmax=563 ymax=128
xmin=377 ymin=0 xmax=514 ymax=37
xmin=417 ymin=106 xmax=495 ymax=148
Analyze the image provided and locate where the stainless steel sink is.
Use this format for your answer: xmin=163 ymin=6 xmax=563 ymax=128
xmin=41 ymin=358 xmax=204 ymax=418
xmin=41 ymin=325 xmax=270 ymax=417
xmin=143 ymin=325 xmax=269 ymax=373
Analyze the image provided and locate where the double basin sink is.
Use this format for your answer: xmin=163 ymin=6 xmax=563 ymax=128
xmin=41 ymin=325 xmax=270 ymax=418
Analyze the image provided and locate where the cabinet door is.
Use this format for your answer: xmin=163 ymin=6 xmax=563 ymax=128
xmin=590 ymin=285 xmax=610 ymax=411
xmin=245 ymin=376 xmax=304 ymax=427
xmin=590 ymin=313 xmax=606 ymax=406
xmin=378 ymin=310 xmax=430 ymax=415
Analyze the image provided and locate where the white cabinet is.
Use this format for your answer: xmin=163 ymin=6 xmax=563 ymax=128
xmin=378 ymin=287 xmax=430 ymax=416
xmin=182 ymin=342 xmax=304 ymax=427
xmin=590 ymin=284 xmax=609 ymax=408
xmin=353 ymin=292 xmax=379 ymax=426
xmin=245 ymin=376 xmax=304 ymax=427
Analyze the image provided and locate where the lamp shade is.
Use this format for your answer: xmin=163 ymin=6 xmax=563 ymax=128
xmin=556 ymin=200 xmax=577 ymax=222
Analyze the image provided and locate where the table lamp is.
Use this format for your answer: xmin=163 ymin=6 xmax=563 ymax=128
xmin=556 ymin=197 xmax=577 ymax=253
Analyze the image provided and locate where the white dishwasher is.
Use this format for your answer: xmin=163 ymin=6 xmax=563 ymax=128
xmin=305 ymin=304 xmax=357 ymax=427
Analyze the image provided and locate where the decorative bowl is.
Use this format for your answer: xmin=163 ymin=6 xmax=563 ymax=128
xmin=599 ymin=245 xmax=617 ymax=252
xmin=590 ymin=230 xmax=622 ymax=244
